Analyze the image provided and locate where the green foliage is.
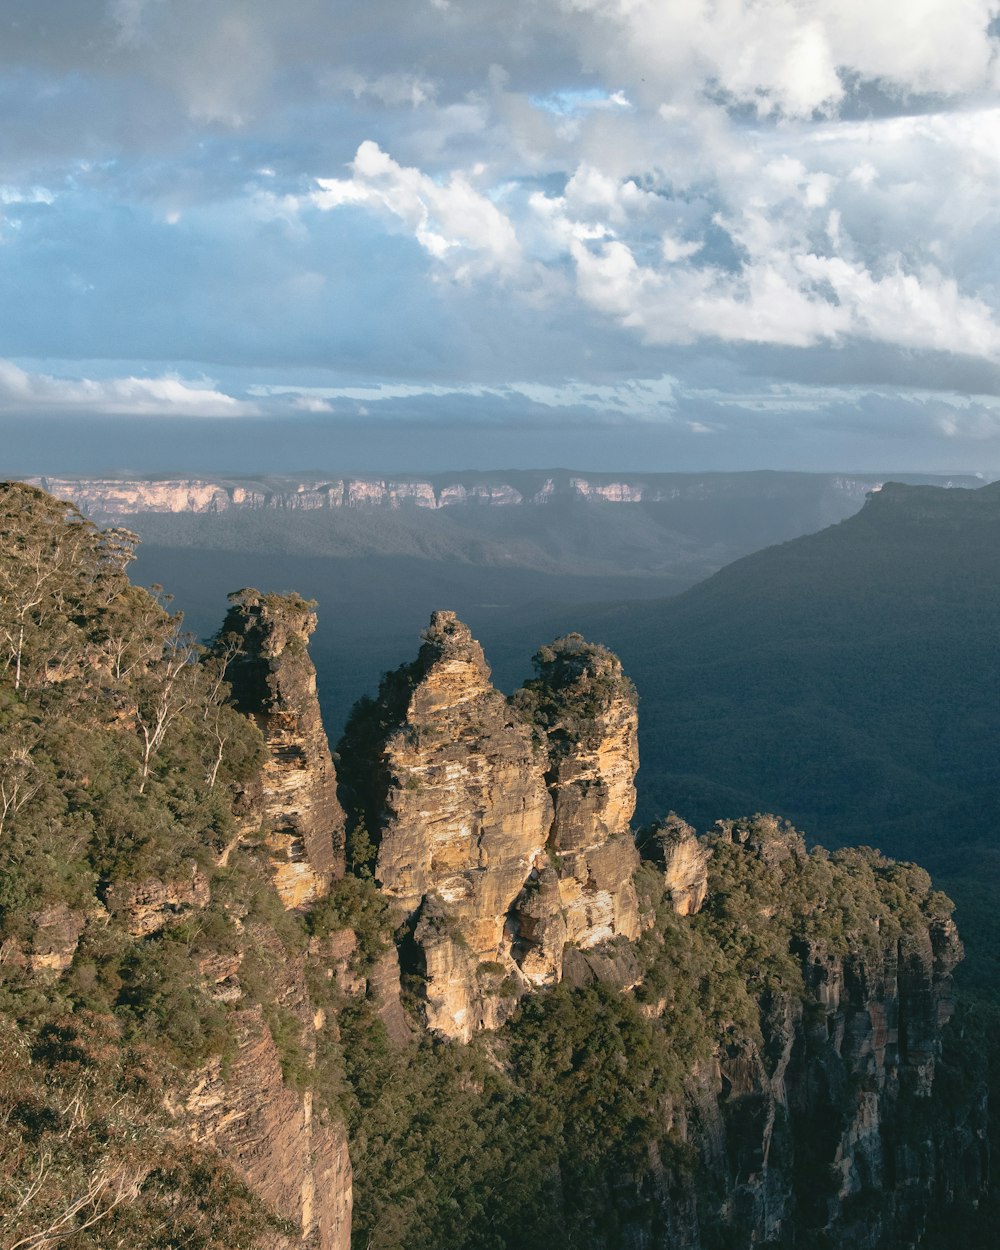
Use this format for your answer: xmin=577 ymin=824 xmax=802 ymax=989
xmin=513 ymin=632 xmax=636 ymax=751
xmin=0 ymin=485 xmax=287 ymax=1248
xmin=306 ymin=874 xmax=391 ymax=973
xmin=0 ymin=1010 xmax=287 ymax=1250
xmin=346 ymin=819 xmax=378 ymax=878
xmin=116 ymin=932 xmax=231 ymax=1067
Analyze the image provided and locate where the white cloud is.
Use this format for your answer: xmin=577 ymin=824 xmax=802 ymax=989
xmin=558 ymin=0 xmax=999 ymax=116
xmin=0 ymin=361 xmax=258 ymax=416
xmin=312 ymin=141 xmax=524 ymax=278
xmin=248 ymin=373 xmax=681 ymax=417
xmin=5 ymin=0 xmax=1000 ymax=424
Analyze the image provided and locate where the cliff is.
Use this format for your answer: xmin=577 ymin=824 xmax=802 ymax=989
xmin=626 ymin=817 xmax=986 ymax=1250
xmin=0 ymin=484 xmax=353 ymax=1250
xmin=338 ymin=611 xmax=554 ymax=1038
xmin=30 ymin=470 xmax=978 ymax=520
xmin=185 ymin=1006 xmax=352 ymax=1250
xmin=512 ymin=634 xmax=642 ymax=970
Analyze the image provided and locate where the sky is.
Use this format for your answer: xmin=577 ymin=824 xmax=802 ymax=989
xmin=3 ymin=0 xmax=1000 ymax=473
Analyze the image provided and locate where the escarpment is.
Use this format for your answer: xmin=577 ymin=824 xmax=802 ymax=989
xmin=216 ymin=588 xmax=346 ymax=907
xmin=662 ymin=818 xmax=985 ymax=1250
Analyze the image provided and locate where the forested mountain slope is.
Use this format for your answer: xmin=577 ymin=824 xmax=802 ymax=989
xmin=570 ymin=480 xmax=1000 ymax=986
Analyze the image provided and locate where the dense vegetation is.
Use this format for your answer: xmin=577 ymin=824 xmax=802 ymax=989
xmin=0 ymin=482 xmax=288 ymax=1248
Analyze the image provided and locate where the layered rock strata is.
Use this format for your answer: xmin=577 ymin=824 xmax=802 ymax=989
xmin=342 ymin=611 xmax=552 ymax=1037
xmin=104 ymin=862 xmax=211 ymax=936
xmin=338 ymin=613 xmax=643 ymax=1037
xmin=641 ymin=812 xmax=709 ymax=916
xmin=186 ymin=1007 xmax=352 ymax=1250
xmin=31 ymin=471 xmax=931 ymax=520
xmin=652 ymin=820 xmax=984 ymax=1250
xmin=512 ymin=634 xmax=642 ymax=974
xmin=217 ymin=589 xmax=345 ymax=907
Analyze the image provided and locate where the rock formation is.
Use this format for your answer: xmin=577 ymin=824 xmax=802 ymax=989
xmin=339 ymin=611 xmax=553 ymax=1037
xmin=513 ymin=634 xmax=642 ymax=965
xmin=104 ymin=862 xmax=212 ymax=936
xmin=641 ymin=812 xmax=709 ymax=915
xmin=186 ymin=1007 xmax=351 ymax=1250
xmin=29 ymin=470 xmax=919 ymax=520
xmin=337 ymin=614 xmax=643 ymax=1037
xmin=657 ymin=818 xmax=984 ymax=1250
xmin=217 ymin=589 xmax=345 ymax=907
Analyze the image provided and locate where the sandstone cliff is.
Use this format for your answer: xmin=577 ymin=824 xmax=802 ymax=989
xmin=339 ymin=611 xmax=553 ymax=1037
xmin=29 ymin=470 xmax=930 ymax=519
xmin=217 ymin=589 xmax=345 ymax=907
xmin=639 ymin=812 xmax=709 ymax=916
xmin=512 ymin=634 xmax=642 ymax=975
xmin=186 ymin=1006 xmax=351 ymax=1250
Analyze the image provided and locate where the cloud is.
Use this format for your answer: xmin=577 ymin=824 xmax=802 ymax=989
xmin=0 ymin=361 xmax=258 ymax=417
xmin=302 ymin=107 xmax=1000 ymax=361
xmin=248 ymin=373 xmax=680 ymax=418
xmin=1 ymin=0 xmax=1000 ymax=470
xmin=559 ymin=0 xmax=999 ymax=116
xmin=312 ymin=141 xmax=524 ymax=278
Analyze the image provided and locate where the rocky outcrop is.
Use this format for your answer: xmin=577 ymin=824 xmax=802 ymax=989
xmin=653 ymin=820 xmax=985 ymax=1250
xmin=340 ymin=611 xmax=552 ymax=1039
xmin=218 ymin=590 xmax=345 ymax=907
xmin=337 ymin=614 xmax=643 ymax=1038
xmin=104 ymin=862 xmax=211 ymax=937
xmin=27 ymin=902 xmax=88 ymax=972
xmin=515 ymin=634 xmax=642 ymax=962
xmin=641 ymin=812 xmax=709 ymax=915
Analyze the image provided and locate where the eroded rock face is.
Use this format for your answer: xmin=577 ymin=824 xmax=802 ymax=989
xmin=514 ymin=634 xmax=641 ymax=965
xmin=27 ymin=902 xmax=87 ymax=972
xmin=219 ymin=590 xmax=345 ymax=907
xmin=608 ymin=820 xmax=985 ymax=1250
xmin=372 ymin=612 xmax=553 ymax=933
xmin=339 ymin=615 xmax=644 ymax=1038
xmin=701 ymin=821 xmax=979 ymax=1250
xmin=104 ymin=863 xmax=211 ymax=937
xmin=186 ymin=1006 xmax=351 ymax=1250
xmin=642 ymin=813 xmax=709 ymax=916
xmin=339 ymin=612 xmax=552 ymax=1039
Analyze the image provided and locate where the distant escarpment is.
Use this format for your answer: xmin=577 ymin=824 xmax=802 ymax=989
xmin=29 ymin=471 xmax=982 ymax=520
xmin=0 ymin=483 xmax=987 ymax=1250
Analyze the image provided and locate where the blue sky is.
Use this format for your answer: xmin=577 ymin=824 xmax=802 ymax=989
xmin=3 ymin=1 xmax=1000 ymax=472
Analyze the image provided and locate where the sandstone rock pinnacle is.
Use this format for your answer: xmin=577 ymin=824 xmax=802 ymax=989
xmin=217 ymin=589 xmax=345 ymax=907
xmin=338 ymin=614 xmax=644 ymax=1038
